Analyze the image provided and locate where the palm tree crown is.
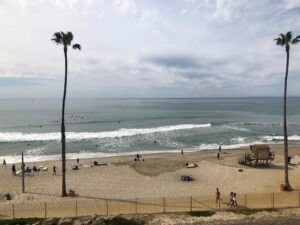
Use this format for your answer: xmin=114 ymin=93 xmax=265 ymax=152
xmin=274 ymin=32 xmax=300 ymax=48
xmin=51 ymin=31 xmax=81 ymax=49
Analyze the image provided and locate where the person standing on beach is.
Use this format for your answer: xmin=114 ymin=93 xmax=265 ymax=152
xmin=76 ymin=158 xmax=79 ymax=164
xmin=219 ymin=145 xmax=221 ymax=153
xmin=181 ymin=149 xmax=184 ymax=155
xmin=53 ymin=165 xmax=56 ymax=175
xmin=217 ymin=152 xmax=220 ymax=159
xmin=3 ymin=159 xmax=6 ymax=167
xmin=215 ymin=188 xmax=221 ymax=203
xmin=233 ymin=193 xmax=238 ymax=206
xmin=11 ymin=164 xmax=16 ymax=176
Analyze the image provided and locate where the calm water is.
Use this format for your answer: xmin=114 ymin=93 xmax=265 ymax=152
xmin=0 ymin=98 xmax=300 ymax=163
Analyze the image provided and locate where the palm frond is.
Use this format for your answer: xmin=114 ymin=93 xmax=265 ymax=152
xmin=72 ymin=43 xmax=81 ymax=50
xmin=51 ymin=32 xmax=63 ymax=44
xmin=280 ymin=33 xmax=286 ymax=44
xmin=286 ymin=31 xmax=292 ymax=42
xmin=292 ymin=35 xmax=300 ymax=44
xmin=274 ymin=38 xmax=284 ymax=46
xmin=66 ymin=32 xmax=74 ymax=46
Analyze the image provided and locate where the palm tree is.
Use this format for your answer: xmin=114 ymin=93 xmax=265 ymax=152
xmin=274 ymin=31 xmax=300 ymax=191
xmin=51 ymin=32 xmax=81 ymax=196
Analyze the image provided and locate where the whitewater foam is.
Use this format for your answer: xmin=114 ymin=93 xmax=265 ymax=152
xmin=0 ymin=123 xmax=211 ymax=142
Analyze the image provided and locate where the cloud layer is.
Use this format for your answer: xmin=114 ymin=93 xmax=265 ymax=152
xmin=0 ymin=0 xmax=300 ymax=98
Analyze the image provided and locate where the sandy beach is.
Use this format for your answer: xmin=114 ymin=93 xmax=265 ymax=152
xmin=0 ymin=143 xmax=300 ymax=205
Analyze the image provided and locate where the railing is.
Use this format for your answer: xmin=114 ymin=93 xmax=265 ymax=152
xmin=0 ymin=192 xmax=300 ymax=219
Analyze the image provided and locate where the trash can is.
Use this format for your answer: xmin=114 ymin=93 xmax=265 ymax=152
xmin=279 ymin=184 xmax=285 ymax=191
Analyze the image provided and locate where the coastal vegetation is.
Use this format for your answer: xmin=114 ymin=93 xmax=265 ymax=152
xmin=51 ymin=31 xmax=81 ymax=197
xmin=274 ymin=31 xmax=300 ymax=191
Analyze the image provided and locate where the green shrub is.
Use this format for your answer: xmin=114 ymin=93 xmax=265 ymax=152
xmin=189 ymin=211 xmax=215 ymax=217
xmin=0 ymin=218 xmax=41 ymax=225
xmin=229 ymin=208 xmax=277 ymax=215
xmin=103 ymin=216 xmax=145 ymax=225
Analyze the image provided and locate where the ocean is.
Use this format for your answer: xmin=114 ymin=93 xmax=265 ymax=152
xmin=0 ymin=97 xmax=300 ymax=163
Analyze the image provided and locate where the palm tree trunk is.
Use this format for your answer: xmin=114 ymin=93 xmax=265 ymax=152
xmin=284 ymin=45 xmax=292 ymax=191
xmin=61 ymin=46 xmax=68 ymax=197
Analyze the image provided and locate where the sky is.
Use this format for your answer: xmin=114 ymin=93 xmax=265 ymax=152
xmin=0 ymin=0 xmax=300 ymax=98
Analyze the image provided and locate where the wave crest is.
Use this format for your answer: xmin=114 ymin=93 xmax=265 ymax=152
xmin=0 ymin=123 xmax=211 ymax=142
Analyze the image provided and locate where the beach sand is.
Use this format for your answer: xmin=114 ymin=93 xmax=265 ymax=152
xmin=0 ymin=143 xmax=300 ymax=205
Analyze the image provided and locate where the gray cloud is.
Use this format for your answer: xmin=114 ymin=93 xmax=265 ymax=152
xmin=143 ymin=55 xmax=202 ymax=69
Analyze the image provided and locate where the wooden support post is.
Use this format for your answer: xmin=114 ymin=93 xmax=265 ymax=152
xmin=272 ymin=192 xmax=275 ymax=208
xmin=245 ymin=193 xmax=247 ymax=208
xmin=163 ymin=197 xmax=166 ymax=213
xmin=190 ymin=196 xmax=192 ymax=212
xmin=75 ymin=200 xmax=78 ymax=217
xmin=44 ymin=202 xmax=47 ymax=218
xmin=12 ymin=204 xmax=15 ymax=219
xmin=21 ymin=152 xmax=25 ymax=193
xmin=105 ymin=199 xmax=108 ymax=216
xmin=135 ymin=198 xmax=137 ymax=214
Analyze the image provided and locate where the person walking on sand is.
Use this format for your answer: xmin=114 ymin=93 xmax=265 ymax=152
xmin=217 ymin=152 xmax=220 ymax=159
xmin=181 ymin=149 xmax=184 ymax=155
xmin=3 ymin=159 xmax=6 ymax=167
xmin=53 ymin=165 xmax=56 ymax=175
xmin=215 ymin=188 xmax=221 ymax=203
xmin=228 ymin=192 xmax=234 ymax=207
xmin=233 ymin=193 xmax=238 ymax=206
xmin=76 ymin=158 xmax=79 ymax=164
xmin=219 ymin=145 xmax=222 ymax=153
xmin=11 ymin=164 xmax=16 ymax=176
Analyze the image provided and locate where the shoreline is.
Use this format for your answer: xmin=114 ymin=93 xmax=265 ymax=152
xmin=1 ymin=141 xmax=298 ymax=165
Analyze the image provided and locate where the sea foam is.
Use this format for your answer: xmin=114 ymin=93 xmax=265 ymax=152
xmin=0 ymin=123 xmax=211 ymax=142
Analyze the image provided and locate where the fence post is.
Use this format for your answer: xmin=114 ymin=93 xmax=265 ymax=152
xmin=190 ymin=196 xmax=192 ymax=212
xmin=245 ymin=193 xmax=247 ymax=208
xmin=105 ymin=199 xmax=108 ymax=216
xmin=272 ymin=192 xmax=275 ymax=208
xmin=44 ymin=202 xmax=47 ymax=218
xmin=218 ymin=199 xmax=220 ymax=211
xmin=75 ymin=200 xmax=78 ymax=217
xmin=299 ymin=191 xmax=300 ymax=207
xmin=163 ymin=197 xmax=166 ymax=213
xmin=12 ymin=204 xmax=15 ymax=219
xmin=135 ymin=198 xmax=137 ymax=214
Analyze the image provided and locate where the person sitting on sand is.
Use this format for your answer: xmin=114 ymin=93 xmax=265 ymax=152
xmin=26 ymin=166 xmax=31 ymax=172
xmin=3 ymin=159 xmax=6 ymax=167
xmin=93 ymin=161 xmax=98 ymax=166
xmin=32 ymin=165 xmax=38 ymax=172
xmin=77 ymin=158 xmax=80 ymax=164
xmin=185 ymin=162 xmax=189 ymax=166
xmin=72 ymin=165 xmax=79 ymax=170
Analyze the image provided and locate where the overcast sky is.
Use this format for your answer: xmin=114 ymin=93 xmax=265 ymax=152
xmin=0 ymin=0 xmax=300 ymax=98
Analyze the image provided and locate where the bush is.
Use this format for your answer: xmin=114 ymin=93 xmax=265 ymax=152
xmin=189 ymin=211 xmax=215 ymax=217
xmin=0 ymin=218 xmax=41 ymax=225
xmin=229 ymin=208 xmax=277 ymax=215
xmin=103 ymin=216 xmax=145 ymax=225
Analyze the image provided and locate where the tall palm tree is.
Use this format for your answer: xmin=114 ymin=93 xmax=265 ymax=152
xmin=274 ymin=31 xmax=299 ymax=191
xmin=51 ymin=32 xmax=81 ymax=196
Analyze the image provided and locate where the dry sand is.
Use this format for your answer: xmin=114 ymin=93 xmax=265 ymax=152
xmin=0 ymin=143 xmax=300 ymax=205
